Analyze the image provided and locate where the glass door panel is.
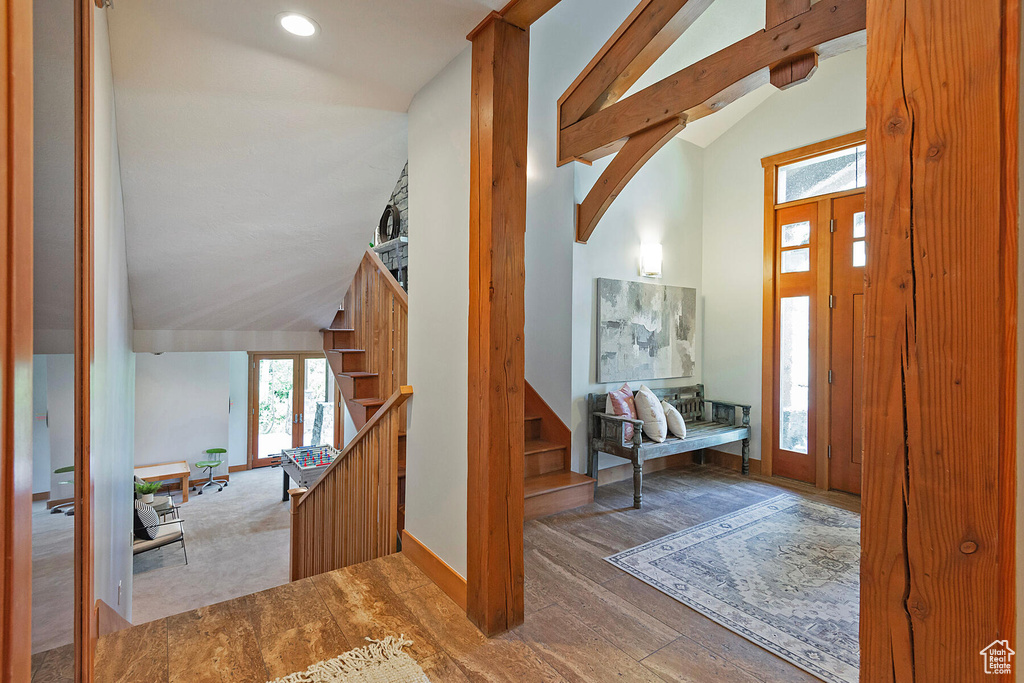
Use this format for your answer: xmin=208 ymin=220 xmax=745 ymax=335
xmin=254 ymin=357 xmax=295 ymax=466
xmin=303 ymin=357 xmax=336 ymax=448
xmin=778 ymin=296 xmax=810 ymax=454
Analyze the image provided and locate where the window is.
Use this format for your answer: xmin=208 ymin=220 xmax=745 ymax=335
xmin=778 ymin=144 xmax=866 ymax=204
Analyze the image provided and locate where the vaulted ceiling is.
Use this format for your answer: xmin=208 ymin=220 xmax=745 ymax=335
xmin=106 ymin=0 xmax=504 ymax=333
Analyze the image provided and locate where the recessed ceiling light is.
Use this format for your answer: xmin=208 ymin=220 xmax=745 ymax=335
xmin=278 ymin=12 xmax=319 ymax=37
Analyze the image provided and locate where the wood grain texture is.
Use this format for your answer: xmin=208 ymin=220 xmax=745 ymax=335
xmin=765 ymin=0 xmax=810 ymax=28
xmin=861 ymin=0 xmax=1017 ymax=678
xmin=401 ymin=531 xmax=468 ymax=611
xmin=524 ymin=381 xmax=571 ymax=471
xmin=575 ymin=117 xmax=685 ymax=243
xmin=288 ymin=385 xmax=411 ymax=581
xmin=92 ymin=466 xmax=851 ymax=683
xmin=0 ymin=0 xmax=33 ymax=676
xmin=468 ymin=15 xmax=529 ymax=637
xmin=557 ymin=0 xmax=716 ymax=128
xmin=558 ymin=0 xmax=866 ymax=164
xmin=74 ymin=0 xmax=95 ymax=680
xmin=768 ymin=52 xmax=818 ymax=90
xmin=499 ymin=0 xmax=563 ymax=29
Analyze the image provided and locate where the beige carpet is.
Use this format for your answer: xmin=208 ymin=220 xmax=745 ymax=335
xmin=132 ymin=466 xmax=291 ymax=624
xmin=268 ymin=637 xmax=429 ymax=683
xmin=31 ymin=500 xmax=75 ymax=654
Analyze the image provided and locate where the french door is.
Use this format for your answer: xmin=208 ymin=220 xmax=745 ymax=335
xmin=249 ymin=353 xmax=338 ymax=468
xmin=770 ymin=191 xmax=866 ymax=492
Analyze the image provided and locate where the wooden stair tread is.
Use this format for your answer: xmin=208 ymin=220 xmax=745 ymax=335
xmin=352 ymin=398 xmax=385 ymax=407
xmin=320 ymin=327 xmax=354 ymax=334
xmin=326 ymin=348 xmax=364 ymax=354
xmin=525 ymin=439 xmax=563 ymax=455
xmin=525 ymin=415 xmax=541 ymax=421
xmin=339 ymin=371 xmax=377 ymax=378
xmin=525 ymin=470 xmax=595 ymax=498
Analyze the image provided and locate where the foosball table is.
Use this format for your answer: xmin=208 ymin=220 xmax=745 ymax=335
xmin=280 ymin=445 xmax=341 ymax=501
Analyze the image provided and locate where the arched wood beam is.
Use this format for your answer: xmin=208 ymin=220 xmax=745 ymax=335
xmin=558 ymin=0 xmax=866 ymax=165
xmin=558 ymin=0 xmax=718 ymax=130
xmin=576 ymin=117 xmax=685 ymax=243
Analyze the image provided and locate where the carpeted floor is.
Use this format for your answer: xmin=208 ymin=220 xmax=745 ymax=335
xmin=31 ymin=499 xmax=75 ymax=654
xmin=132 ymin=466 xmax=291 ymax=625
xmin=30 ymin=465 xmax=293 ymax=659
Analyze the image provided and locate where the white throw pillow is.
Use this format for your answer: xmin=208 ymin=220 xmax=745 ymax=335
xmin=634 ymin=385 xmax=668 ymax=442
xmin=662 ymin=400 xmax=687 ymax=439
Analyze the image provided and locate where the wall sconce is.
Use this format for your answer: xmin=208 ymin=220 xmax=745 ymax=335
xmin=640 ymin=242 xmax=663 ymax=278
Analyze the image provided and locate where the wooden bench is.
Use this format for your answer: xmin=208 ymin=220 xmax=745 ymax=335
xmin=586 ymin=384 xmax=751 ymax=508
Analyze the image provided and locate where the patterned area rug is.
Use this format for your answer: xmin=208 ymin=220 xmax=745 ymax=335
xmin=267 ymin=636 xmax=429 ymax=683
xmin=606 ymin=494 xmax=859 ymax=683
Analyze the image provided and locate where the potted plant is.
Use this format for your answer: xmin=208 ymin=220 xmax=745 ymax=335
xmin=134 ymin=480 xmax=160 ymax=504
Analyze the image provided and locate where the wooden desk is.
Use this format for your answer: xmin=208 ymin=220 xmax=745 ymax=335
xmin=135 ymin=461 xmax=191 ymax=503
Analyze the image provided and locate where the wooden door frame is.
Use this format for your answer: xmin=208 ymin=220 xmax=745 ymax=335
xmin=0 ymin=0 xmax=34 ymax=677
xmin=761 ymin=130 xmax=866 ymax=489
xmin=75 ymin=0 xmax=96 ymax=680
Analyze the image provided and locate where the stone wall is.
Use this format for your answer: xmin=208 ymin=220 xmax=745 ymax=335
xmin=386 ymin=161 xmax=408 ymax=238
xmin=373 ymin=161 xmax=410 ymax=289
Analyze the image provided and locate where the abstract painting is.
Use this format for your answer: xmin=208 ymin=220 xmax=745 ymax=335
xmin=597 ymin=278 xmax=696 ymax=383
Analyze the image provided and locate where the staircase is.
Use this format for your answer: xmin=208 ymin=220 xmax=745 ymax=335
xmin=321 ymin=249 xmax=409 ymax=532
xmin=288 ymin=249 xmax=410 ymax=582
xmin=524 ymin=382 xmax=595 ymax=520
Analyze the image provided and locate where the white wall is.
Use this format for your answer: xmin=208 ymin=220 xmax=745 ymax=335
xmin=701 ymin=48 xmax=867 ymax=462
xmin=522 ymin=0 xmax=621 ymax=424
xmin=227 ymin=351 xmax=249 ymax=468
xmin=45 ymin=354 xmax=74 ymax=498
xmin=405 ymin=47 xmax=472 ymax=577
xmin=571 ymin=140 xmax=705 ymax=471
xmin=32 ymin=358 xmax=51 ymax=495
xmin=134 ymin=353 xmax=231 ymax=476
xmin=92 ymin=6 xmax=137 ymax=621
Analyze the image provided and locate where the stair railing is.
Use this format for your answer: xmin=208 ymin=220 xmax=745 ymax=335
xmin=288 ymin=385 xmax=413 ymax=581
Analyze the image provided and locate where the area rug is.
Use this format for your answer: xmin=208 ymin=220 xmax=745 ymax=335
xmin=606 ymin=494 xmax=859 ymax=683
xmin=268 ymin=636 xmax=429 ymax=683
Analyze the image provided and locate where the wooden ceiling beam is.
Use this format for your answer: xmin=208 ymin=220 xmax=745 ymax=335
xmin=576 ymin=117 xmax=686 ymax=243
xmin=499 ymin=0 xmax=563 ymax=29
xmin=557 ymin=0 xmax=866 ymax=165
xmin=766 ymin=0 xmax=815 ymax=87
xmin=558 ymin=0 xmax=717 ymax=129
xmin=765 ymin=0 xmax=809 ymax=29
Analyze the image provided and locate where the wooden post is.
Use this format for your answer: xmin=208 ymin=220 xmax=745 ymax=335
xmin=0 ymin=0 xmax=34 ymax=678
xmin=467 ymin=13 xmax=529 ymax=637
xmin=861 ymin=0 xmax=1018 ymax=678
xmin=288 ymin=488 xmax=307 ymax=581
xmin=74 ymin=1 xmax=96 ymax=681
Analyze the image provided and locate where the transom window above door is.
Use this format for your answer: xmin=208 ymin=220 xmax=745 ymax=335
xmin=777 ymin=144 xmax=866 ymax=204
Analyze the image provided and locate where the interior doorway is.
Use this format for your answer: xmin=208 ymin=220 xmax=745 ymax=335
xmin=248 ymin=353 xmax=339 ymax=468
xmin=763 ymin=132 xmax=866 ymax=493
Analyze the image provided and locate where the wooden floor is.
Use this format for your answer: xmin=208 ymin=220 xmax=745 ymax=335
xmin=73 ymin=464 xmax=858 ymax=682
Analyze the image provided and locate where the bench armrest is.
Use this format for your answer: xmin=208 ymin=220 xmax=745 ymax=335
xmin=594 ymin=412 xmax=643 ymax=448
xmin=704 ymin=399 xmax=752 ymax=427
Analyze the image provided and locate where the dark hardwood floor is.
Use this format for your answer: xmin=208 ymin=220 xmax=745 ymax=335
xmin=40 ymin=463 xmax=860 ymax=682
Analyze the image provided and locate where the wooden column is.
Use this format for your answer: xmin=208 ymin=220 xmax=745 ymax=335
xmin=0 ymin=0 xmax=34 ymax=678
xmin=75 ymin=0 xmax=96 ymax=680
xmin=467 ymin=13 xmax=529 ymax=636
xmin=861 ymin=0 xmax=1017 ymax=678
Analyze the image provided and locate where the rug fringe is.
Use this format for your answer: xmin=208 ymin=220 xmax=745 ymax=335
xmin=268 ymin=636 xmax=416 ymax=683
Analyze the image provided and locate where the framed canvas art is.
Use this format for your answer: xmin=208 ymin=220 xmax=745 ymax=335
xmin=596 ymin=278 xmax=696 ymax=383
